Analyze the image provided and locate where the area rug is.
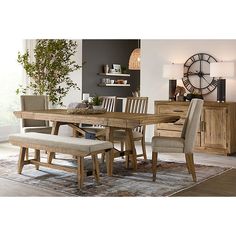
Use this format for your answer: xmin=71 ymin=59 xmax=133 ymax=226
xmin=0 ymin=153 xmax=229 ymax=197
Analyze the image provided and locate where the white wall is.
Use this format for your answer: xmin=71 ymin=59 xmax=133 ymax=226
xmin=59 ymin=40 xmax=82 ymax=136
xmin=141 ymin=39 xmax=236 ymax=142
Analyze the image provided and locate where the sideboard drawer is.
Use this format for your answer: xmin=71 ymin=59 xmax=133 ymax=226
xmin=157 ymin=104 xmax=188 ymax=117
xmin=157 ymin=123 xmax=183 ymax=132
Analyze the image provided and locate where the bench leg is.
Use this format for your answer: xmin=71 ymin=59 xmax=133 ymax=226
xmin=35 ymin=149 xmax=40 ymax=170
xmin=18 ymin=147 xmax=26 ymax=174
xmin=92 ymin=154 xmax=100 ymax=183
xmin=105 ymin=150 xmax=113 ymax=176
xmin=77 ymin=156 xmax=84 ymax=189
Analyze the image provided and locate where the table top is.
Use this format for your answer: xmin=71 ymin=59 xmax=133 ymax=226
xmin=14 ymin=109 xmax=180 ymax=129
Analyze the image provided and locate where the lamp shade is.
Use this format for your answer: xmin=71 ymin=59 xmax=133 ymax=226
xmin=210 ymin=62 xmax=235 ymax=77
xmin=128 ymin=48 xmax=140 ymax=70
xmin=163 ymin=64 xmax=184 ymax=79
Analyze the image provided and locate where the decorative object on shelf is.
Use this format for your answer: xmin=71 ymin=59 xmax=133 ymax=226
xmin=163 ymin=63 xmax=184 ymax=101
xmin=128 ymin=40 xmax=140 ymax=70
xmin=112 ymin=64 xmax=121 ymax=73
xmin=17 ymin=40 xmax=81 ymax=106
xmin=132 ymin=88 xmax=140 ymax=97
xmin=174 ymin=86 xmax=186 ymax=101
xmin=121 ymin=66 xmax=128 ymax=74
xmin=183 ymin=53 xmax=218 ymax=96
xmin=210 ymin=62 xmax=235 ymax=102
xmin=103 ymin=64 xmax=109 ymax=73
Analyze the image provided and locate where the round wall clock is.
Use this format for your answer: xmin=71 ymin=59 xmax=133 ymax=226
xmin=182 ymin=53 xmax=218 ymax=95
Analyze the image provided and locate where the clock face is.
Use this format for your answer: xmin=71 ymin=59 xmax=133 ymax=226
xmin=182 ymin=53 xmax=218 ymax=95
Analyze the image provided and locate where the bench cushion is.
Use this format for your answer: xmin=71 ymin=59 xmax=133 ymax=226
xmin=9 ymin=133 xmax=113 ymax=156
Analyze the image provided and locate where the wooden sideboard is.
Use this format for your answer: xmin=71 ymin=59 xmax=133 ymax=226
xmin=154 ymin=100 xmax=236 ymax=155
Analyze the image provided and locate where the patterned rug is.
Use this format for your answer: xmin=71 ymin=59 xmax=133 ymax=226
xmin=0 ymin=153 xmax=229 ymax=197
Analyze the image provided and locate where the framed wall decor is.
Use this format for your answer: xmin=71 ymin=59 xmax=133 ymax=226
xmin=112 ymin=64 xmax=121 ymax=73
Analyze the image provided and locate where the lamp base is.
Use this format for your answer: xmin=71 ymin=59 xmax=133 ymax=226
xmin=217 ymin=79 xmax=226 ymax=103
xmin=169 ymin=79 xmax=177 ymax=101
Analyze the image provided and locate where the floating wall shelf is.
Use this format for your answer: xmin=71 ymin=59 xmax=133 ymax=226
xmin=98 ymin=83 xmax=131 ymax=87
xmin=98 ymin=73 xmax=130 ymax=77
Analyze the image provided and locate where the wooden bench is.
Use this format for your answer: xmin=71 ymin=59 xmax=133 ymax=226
xmin=9 ymin=133 xmax=113 ymax=189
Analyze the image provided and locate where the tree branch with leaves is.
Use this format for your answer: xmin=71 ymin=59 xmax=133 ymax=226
xmin=17 ymin=39 xmax=81 ymax=106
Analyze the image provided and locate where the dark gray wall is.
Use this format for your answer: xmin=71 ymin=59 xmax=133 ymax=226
xmin=82 ymin=39 xmax=140 ymax=99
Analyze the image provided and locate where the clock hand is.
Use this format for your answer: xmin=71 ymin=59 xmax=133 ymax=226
xmin=202 ymin=75 xmax=210 ymax=85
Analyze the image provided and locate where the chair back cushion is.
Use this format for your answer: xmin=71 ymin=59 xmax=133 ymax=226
xmin=181 ymin=99 xmax=204 ymax=153
xmin=21 ymin=95 xmax=49 ymax=128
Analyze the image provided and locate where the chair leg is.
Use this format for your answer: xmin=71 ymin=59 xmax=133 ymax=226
xmin=35 ymin=149 xmax=40 ymax=170
xmin=152 ymin=151 xmax=158 ymax=182
xmin=141 ymin=138 xmax=147 ymax=161
xmin=121 ymin=141 xmax=124 ymax=159
xmin=185 ymin=154 xmax=191 ymax=174
xmin=77 ymin=156 xmax=84 ymax=189
xmin=18 ymin=147 xmax=26 ymax=174
xmin=92 ymin=154 xmax=100 ymax=183
xmin=186 ymin=153 xmax=197 ymax=182
xmin=101 ymin=152 xmax=105 ymax=163
xmin=25 ymin=148 xmax=29 ymax=161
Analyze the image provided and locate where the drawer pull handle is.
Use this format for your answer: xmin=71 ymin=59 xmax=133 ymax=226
xmin=173 ymin=110 xmax=184 ymax=112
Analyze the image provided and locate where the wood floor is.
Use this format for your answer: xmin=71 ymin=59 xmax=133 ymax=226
xmin=0 ymin=177 xmax=69 ymax=196
xmin=172 ymin=169 xmax=236 ymax=196
xmin=1 ymin=141 xmax=236 ymax=196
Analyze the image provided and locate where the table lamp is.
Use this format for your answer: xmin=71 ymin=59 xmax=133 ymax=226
xmin=163 ymin=63 xmax=184 ymax=101
xmin=210 ymin=62 xmax=234 ymax=102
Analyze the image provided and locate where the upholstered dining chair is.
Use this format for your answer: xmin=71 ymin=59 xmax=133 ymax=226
xmin=151 ymin=98 xmax=204 ymax=182
xmin=21 ymin=95 xmax=52 ymax=160
xmin=113 ymin=96 xmax=149 ymax=161
xmin=21 ymin=95 xmax=52 ymax=134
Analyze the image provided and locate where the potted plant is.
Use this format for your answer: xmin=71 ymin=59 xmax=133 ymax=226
xmin=91 ymin=95 xmax=103 ymax=110
xmin=17 ymin=39 xmax=81 ymax=106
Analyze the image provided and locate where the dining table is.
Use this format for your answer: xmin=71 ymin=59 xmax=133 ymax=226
xmin=14 ymin=109 xmax=180 ymax=176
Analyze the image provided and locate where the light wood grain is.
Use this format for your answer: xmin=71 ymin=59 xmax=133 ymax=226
xmin=155 ymin=101 xmax=236 ymax=155
xmin=14 ymin=109 xmax=180 ymax=176
xmin=14 ymin=110 xmax=179 ymax=129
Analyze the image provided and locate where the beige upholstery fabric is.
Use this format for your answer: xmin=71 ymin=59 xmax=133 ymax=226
xmin=152 ymin=136 xmax=184 ymax=153
xmin=9 ymin=133 xmax=113 ymax=155
xmin=21 ymin=95 xmax=50 ymax=128
xmin=152 ymin=99 xmax=204 ymax=154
